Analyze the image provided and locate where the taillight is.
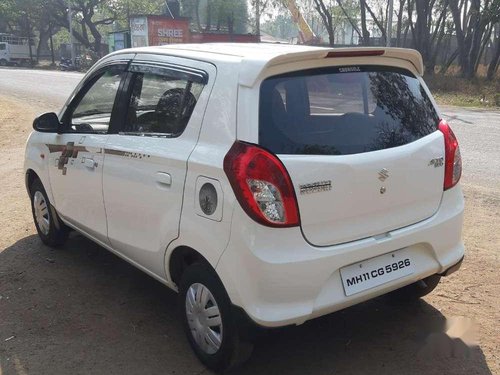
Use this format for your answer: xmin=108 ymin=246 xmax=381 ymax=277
xmin=439 ymin=120 xmax=462 ymax=190
xmin=223 ymin=141 xmax=300 ymax=227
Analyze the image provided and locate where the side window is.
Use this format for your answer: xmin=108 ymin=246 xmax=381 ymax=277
xmin=123 ymin=72 xmax=205 ymax=137
xmin=69 ymin=67 xmax=125 ymax=133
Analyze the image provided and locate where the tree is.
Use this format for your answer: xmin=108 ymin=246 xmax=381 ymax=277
xmin=49 ymin=0 xmax=119 ymax=57
xmin=311 ymin=0 xmax=336 ymax=45
xmin=0 ymin=0 xmax=53 ymax=60
xmin=261 ymin=13 xmax=296 ymax=39
xmin=487 ymin=22 xmax=500 ymax=79
xmin=449 ymin=0 xmax=500 ymax=78
xmin=0 ymin=0 xmax=39 ymax=37
xmin=182 ymin=0 xmax=249 ymax=34
xmin=359 ymin=0 xmax=370 ymax=44
xmin=251 ymin=0 xmax=268 ymax=36
xmin=335 ymin=0 xmax=363 ymax=43
xmin=362 ymin=0 xmax=387 ymax=43
xmin=395 ymin=0 xmax=406 ymax=46
xmin=305 ymin=0 xmax=360 ymax=46
xmin=408 ymin=0 xmax=450 ymax=75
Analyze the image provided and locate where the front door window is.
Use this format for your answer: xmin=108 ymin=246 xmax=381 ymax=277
xmin=69 ymin=68 xmax=125 ymax=133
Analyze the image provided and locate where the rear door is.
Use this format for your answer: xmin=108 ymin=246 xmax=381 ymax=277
xmin=102 ymin=55 xmax=215 ymax=277
xmin=259 ymin=65 xmax=444 ymax=246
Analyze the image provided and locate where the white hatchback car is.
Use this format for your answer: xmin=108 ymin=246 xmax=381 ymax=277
xmin=25 ymin=43 xmax=464 ymax=371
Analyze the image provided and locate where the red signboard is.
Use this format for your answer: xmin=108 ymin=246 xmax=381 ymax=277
xmin=129 ymin=15 xmax=260 ymax=47
xmin=147 ymin=16 xmax=190 ymax=45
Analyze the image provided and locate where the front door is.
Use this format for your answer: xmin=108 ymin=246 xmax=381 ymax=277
xmin=48 ymin=64 xmax=127 ymax=243
xmin=103 ymin=55 xmax=215 ymax=277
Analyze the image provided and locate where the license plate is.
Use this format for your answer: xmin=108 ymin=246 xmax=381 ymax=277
xmin=340 ymin=250 xmax=415 ymax=296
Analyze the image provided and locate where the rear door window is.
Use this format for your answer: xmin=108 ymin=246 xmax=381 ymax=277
xmin=123 ymin=73 xmax=204 ymax=137
xmin=259 ymin=66 xmax=439 ymax=155
xmin=121 ymin=64 xmax=206 ymax=137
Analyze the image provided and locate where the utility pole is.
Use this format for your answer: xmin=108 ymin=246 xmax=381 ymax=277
xmin=68 ymin=0 xmax=75 ymax=66
xmin=386 ymin=0 xmax=393 ymax=46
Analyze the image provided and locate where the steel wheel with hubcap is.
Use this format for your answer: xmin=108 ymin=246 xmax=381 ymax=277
xmin=179 ymin=263 xmax=253 ymax=371
xmin=186 ymin=283 xmax=223 ymax=355
xmin=30 ymin=178 xmax=69 ymax=247
xmin=33 ymin=190 xmax=50 ymax=236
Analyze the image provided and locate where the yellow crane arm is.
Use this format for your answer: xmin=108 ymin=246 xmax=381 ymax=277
xmin=283 ymin=0 xmax=316 ymax=43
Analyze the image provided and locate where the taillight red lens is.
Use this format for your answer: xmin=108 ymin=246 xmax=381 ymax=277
xmin=223 ymin=141 xmax=300 ymax=227
xmin=439 ymin=120 xmax=462 ymax=190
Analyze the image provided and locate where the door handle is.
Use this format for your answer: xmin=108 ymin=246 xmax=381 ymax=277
xmin=156 ymin=172 xmax=172 ymax=186
xmin=83 ymin=157 xmax=97 ymax=169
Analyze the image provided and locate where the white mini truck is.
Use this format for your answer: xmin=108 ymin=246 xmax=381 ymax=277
xmin=25 ymin=44 xmax=464 ymax=371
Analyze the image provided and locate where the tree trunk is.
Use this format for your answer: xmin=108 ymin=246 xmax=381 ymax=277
xmin=427 ymin=5 xmax=448 ymax=76
xmin=449 ymin=0 xmax=469 ymax=76
xmin=86 ymin=15 xmax=103 ymax=57
xmin=474 ymin=23 xmax=493 ymax=74
xmin=396 ymin=0 xmax=405 ymax=47
xmin=414 ymin=0 xmax=430 ymax=60
xmin=463 ymin=0 xmax=484 ymax=78
xmin=313 ymin=0 xmax=335 ymax=46
xmin=336 ymin=0 xmax=363 ymax=41
xmin=360 ymin=0 xmax=370 ymax=46
xmin=439 ymin=35 xmax=452 ymax=73
xmin=195 ymin=0 xmax=201 ymax=31
xmin=363 ymin=0 xmax=386 ymax=43
xmin=255 ymin=0 xmax=260 ymax=37
xmin=205 ymin=1 xmax=212 ymax=32
xmin=439 ymin=49 xmax=459 ymax=75
xmin=36 ymin=26 xmax=50 ymax=60
xmin=487 ymin=24 xmax=500 ymax=79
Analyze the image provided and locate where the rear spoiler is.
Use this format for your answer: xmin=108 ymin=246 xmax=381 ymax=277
xmin=239 ymin=47 xmax=424 ymax=87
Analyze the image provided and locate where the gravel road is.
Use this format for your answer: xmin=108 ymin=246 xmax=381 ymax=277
xmin=0 ymin=68 xmax=82 ymax=113
xmin=0 ymin=68 xmax=498 ymax=375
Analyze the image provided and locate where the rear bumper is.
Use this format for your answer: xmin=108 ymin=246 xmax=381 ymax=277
xmin=216 ymin=185 xmax=465 ymax=328
xmin=439 ymin=255 xmax=464 ymax=277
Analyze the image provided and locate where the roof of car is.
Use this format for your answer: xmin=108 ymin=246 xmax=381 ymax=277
xmin=145 ymin=43 xmax=325 ymax=58
xmin=114 ymin=43 xmax=424 ymax=86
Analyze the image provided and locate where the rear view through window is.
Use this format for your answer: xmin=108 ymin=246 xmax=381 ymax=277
xmin=259 ymin=66 xmax=439 ymax=155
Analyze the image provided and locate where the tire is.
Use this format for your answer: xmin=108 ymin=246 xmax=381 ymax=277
xmin=389 ymin=274 xmax=441 ymax=300
xmin=0 ymin=59 xmax=7 ymax=67
xmin=179 ymin=263 xmax=253 ymax=372
xmin=29 ymin=178 xmax=69 ymax=247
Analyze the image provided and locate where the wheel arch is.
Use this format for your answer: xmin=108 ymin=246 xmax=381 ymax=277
xmin=168 ymin=245 xmax=214 ymax=287
xmin=25 ymin=168 xmax=41 ymax=193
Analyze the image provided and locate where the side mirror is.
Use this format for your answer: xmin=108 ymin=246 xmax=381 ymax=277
xmin=33 ymin=112 xmax=60 ymax=133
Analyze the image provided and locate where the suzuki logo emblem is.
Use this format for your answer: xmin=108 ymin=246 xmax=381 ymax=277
xmin=378 ymin=168 xmax=389 ymax=181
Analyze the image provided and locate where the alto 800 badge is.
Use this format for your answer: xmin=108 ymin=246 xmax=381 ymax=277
xmin=299 ymin=180 xmax=332 ymax=195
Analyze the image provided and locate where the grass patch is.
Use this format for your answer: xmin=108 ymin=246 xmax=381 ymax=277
xmin=426 ymin=71 xmax=500 ymax=108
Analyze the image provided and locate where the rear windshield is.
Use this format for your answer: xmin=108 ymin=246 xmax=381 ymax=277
xmin=259 ymin=65 xmax=439 ymax=155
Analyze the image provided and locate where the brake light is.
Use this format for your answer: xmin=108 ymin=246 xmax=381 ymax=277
xmin=438 ymin=120 xmax=462 ymax=190
xmin=223 ymin=141 xmax=300 ymax=227
xmin=326 ymin=50 xmax=384 ymax=58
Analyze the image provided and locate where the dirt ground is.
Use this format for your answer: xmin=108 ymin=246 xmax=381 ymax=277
xmin=0 ymin=94 xmax=499 ymax=375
